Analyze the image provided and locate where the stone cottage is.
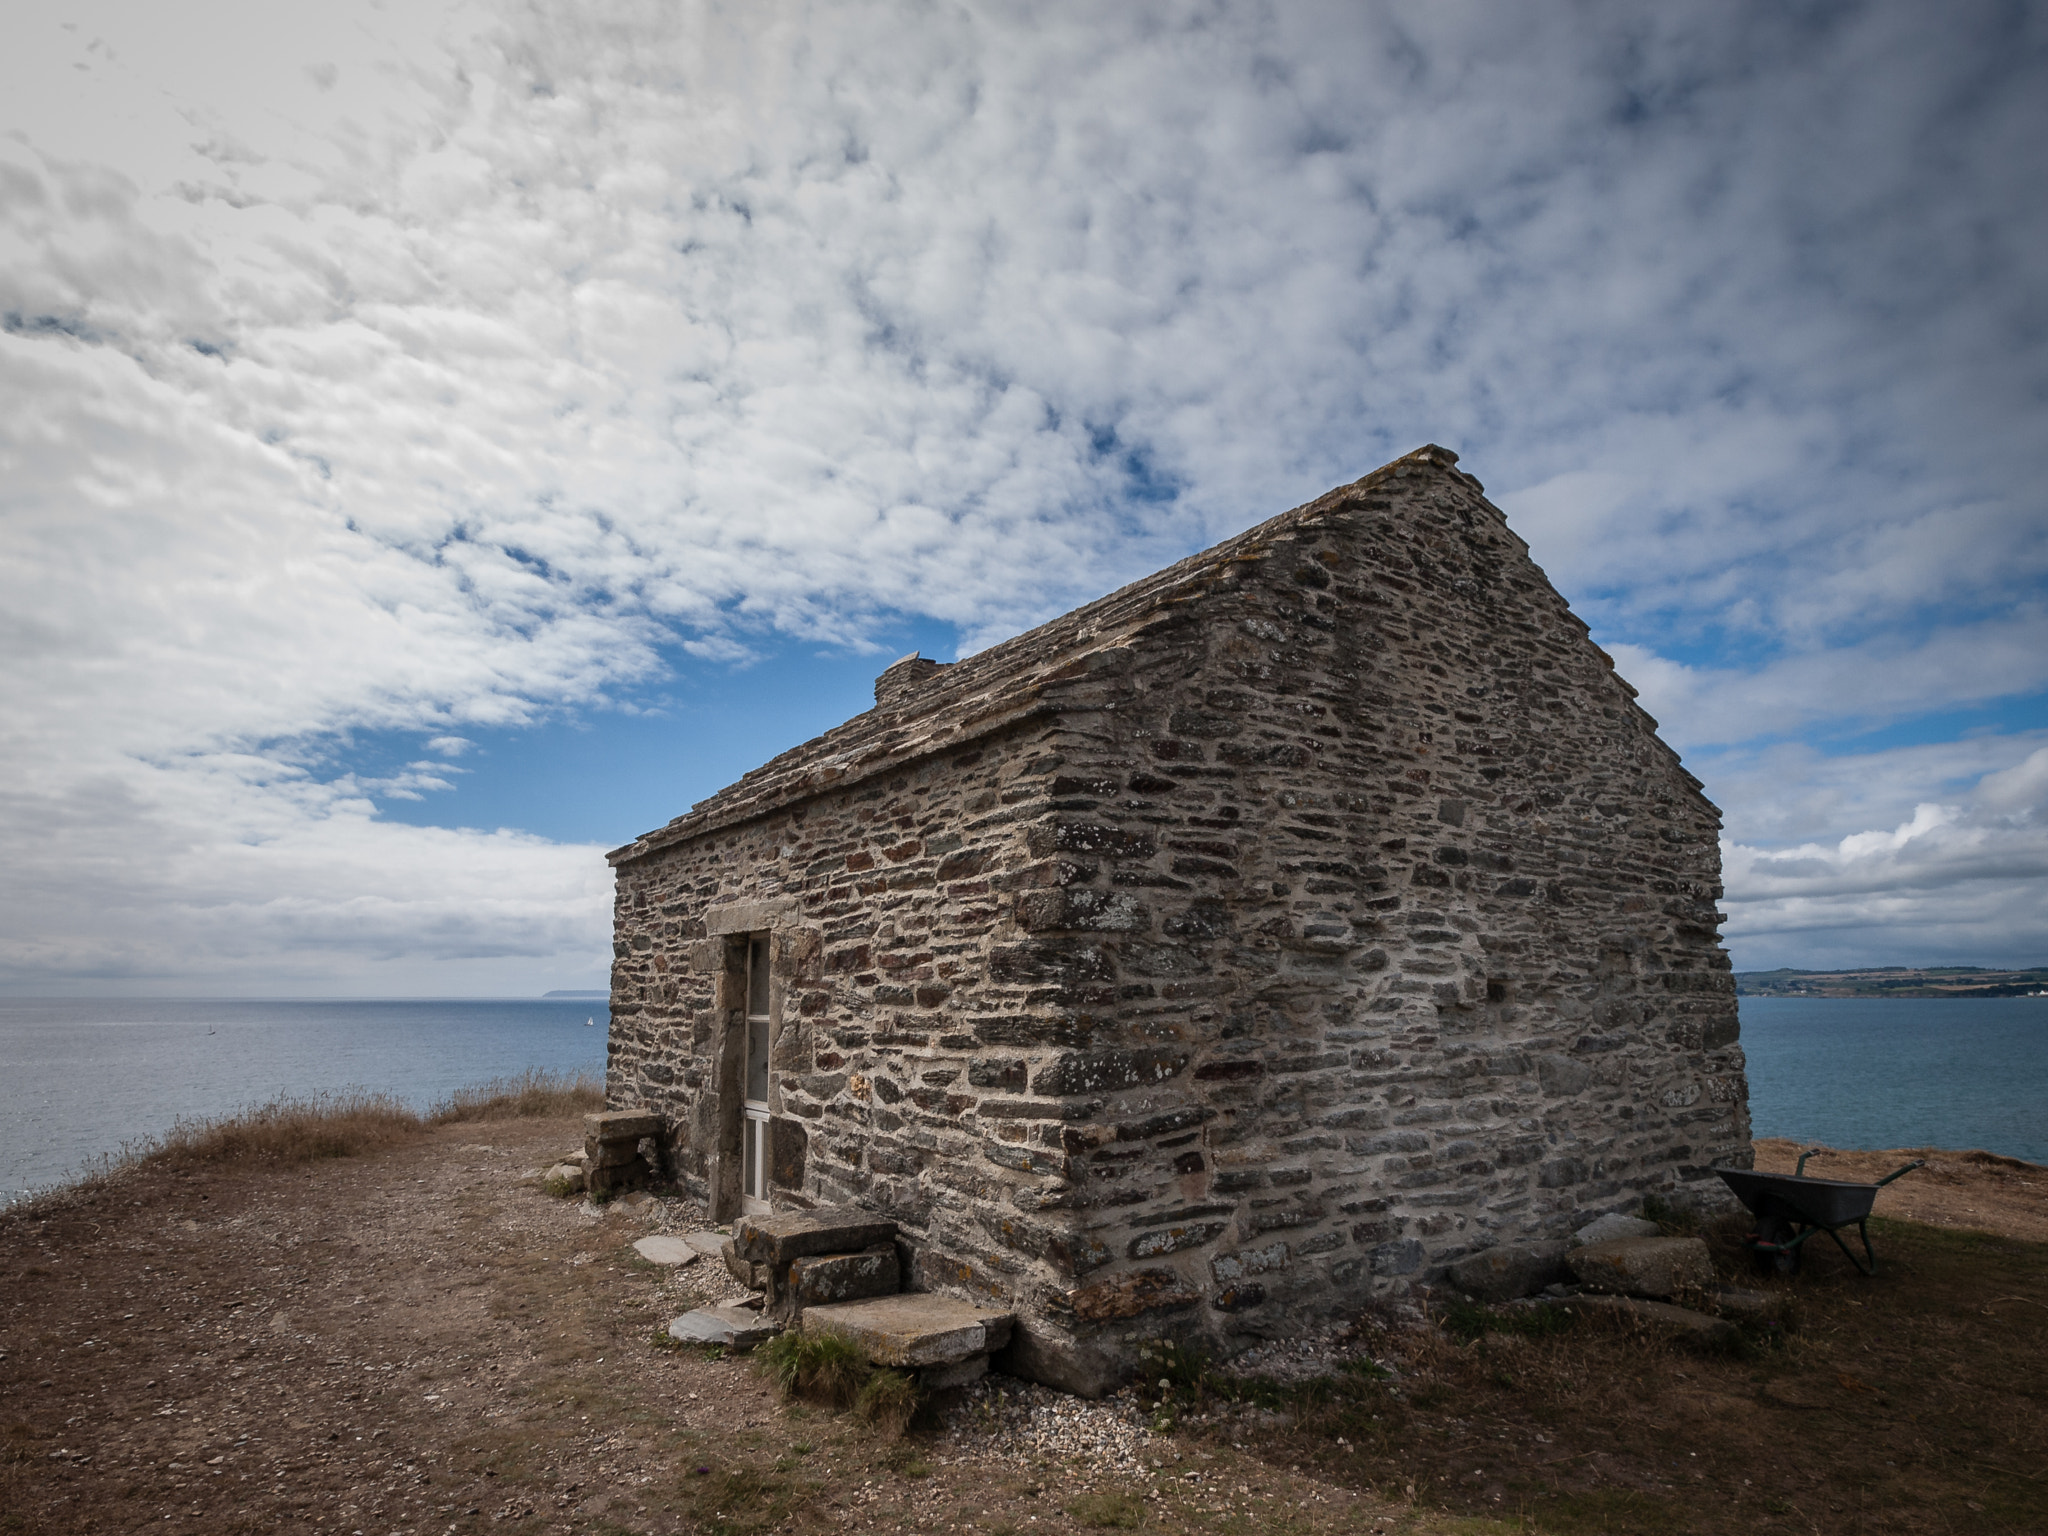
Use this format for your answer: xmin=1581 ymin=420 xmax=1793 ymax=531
xmin=605 ymin=444 xmax=1749 ymax=1393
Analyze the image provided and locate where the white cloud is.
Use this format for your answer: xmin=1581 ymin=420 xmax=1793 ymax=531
xmin=1720 ymin=745 xmax=2048 ymax=969
xmin=0 ymin=1 xmax=2043 ymax=988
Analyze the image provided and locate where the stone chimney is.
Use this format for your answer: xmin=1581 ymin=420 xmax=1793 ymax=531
xmin=874 ymin=652 xmax=949 ymax=709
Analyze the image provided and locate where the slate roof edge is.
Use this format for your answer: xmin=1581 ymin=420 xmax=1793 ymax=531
xmin=606 ymin=443 xmax=1681 ymax=865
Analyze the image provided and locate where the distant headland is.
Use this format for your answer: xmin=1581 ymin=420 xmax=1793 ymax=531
xmin=542 ymin=990 xmax=608 ymax=999
xmin=1736 ymin=966 xmax=2048 ymax=999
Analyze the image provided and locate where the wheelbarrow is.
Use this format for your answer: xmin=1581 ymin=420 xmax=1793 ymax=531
xmin=1713 ymin=1150 xmax=1925 ymax=1276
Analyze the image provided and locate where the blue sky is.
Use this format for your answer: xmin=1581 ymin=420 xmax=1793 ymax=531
xmin=2 ymin=1 xmax=2044 ymax=993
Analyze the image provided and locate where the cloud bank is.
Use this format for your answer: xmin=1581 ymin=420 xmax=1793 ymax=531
xmin=2 ymin=1 xmax=2043 ymax=990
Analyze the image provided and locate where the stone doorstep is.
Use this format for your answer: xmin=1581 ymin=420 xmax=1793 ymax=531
xmin=668 ymin=1303 xmax=781 ymax=1353
xmin=732 ymin=1208 xmax=899 ymax=1269
xmin=801 ymin=1293 xmax=1016 ymax=1369
xmin=632 ymin=1235 xmax=701 ymax=1267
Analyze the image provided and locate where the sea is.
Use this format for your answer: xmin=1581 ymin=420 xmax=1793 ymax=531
xmin=1740 ymin=995 xmax=2046 ymax=1165
xmin=1 ymin=993 xmax=2043 ymax=1206
xmin=0 ymin=997 xmax=609 ymax=1206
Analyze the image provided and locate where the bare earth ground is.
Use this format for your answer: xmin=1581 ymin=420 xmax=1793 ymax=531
xmin=4 ymin=1118 xmax=2044 ymax=1536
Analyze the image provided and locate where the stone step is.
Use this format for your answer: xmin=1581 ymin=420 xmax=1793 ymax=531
xmin=681 ymin=1230 xmax=728 ymax=1259
xmin=791 ymin=1247 xmax=899 ymax=1307
xmin=800 ymin=1293 xmax=1015 ymax=1368
xmin=667 ymin=1303 xmax=780 ymax=1353
xmin=586 ymin=1109 xmax=663 ymax=1142
xmin=731 ymin=1207 xmax=898 ymax=1271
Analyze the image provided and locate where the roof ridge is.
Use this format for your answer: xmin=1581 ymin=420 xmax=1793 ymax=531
xmin=609 ymin=445 xmax=1482 ymax=864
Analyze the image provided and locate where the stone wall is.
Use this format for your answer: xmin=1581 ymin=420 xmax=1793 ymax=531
xmin=606 ymin=446 xmax=1749 ymax=1393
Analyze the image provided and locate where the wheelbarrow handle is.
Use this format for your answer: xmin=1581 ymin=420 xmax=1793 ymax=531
xmin=1795 ymin=1147 xmax=1824 ymax=1176
xmin=1874 ymin=1158 xmax=1926 ymax=1188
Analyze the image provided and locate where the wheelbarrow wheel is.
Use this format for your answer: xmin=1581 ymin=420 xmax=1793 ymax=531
xmin=1753 ymin=1215 xmax=1799 ymax=1276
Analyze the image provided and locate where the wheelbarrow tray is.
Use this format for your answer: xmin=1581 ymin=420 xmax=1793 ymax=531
xmin=1714 ymin=1167 xmax=1882 ymax=1229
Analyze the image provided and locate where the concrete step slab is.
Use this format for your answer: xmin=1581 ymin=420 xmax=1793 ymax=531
xmin=633 ymin=1235 xmax=701 ymax=1267
xmin=668 ymin=1304 xmax=780 ymax=1352
xmin=801 ymin=1293 xmax=1015 ymax=1368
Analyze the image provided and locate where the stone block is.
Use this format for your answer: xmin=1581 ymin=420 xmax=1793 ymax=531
xmin=919 ymin=1354 xmax=989 ymax=1391
xmin=1568 ymin=1236 xmax=1716 ymax=1300
xmin=801 ymin=1293 xmax=1015 ymax=1368
xmin=732 ymin=1207 xmax=898 ymax=1269
xmin=586 ymin=1110 xmax=663 ymax=1142
xmin=1564 ymin=1293 xmax=1738 ymax=1347
xmin=668 ymin=1303 xmax=780 ymax=1352
xmin=1447 ymin=1239 xmax=1570 ymax=1302
xmin=632 ymin=1235 xmax=701 ymax=1267
xmin=1711 ymin=1286 xmax=1774 ymax=1317
xmin=722 ymin=1237 xmax=766 ymax=1291
xmin=791 ymin=1246 xmax=900 ymax=1307
xmin=543 ymin=1163 xmax=585 ymax=1194
xmin=996 ymin=1322 xmax=1124 ymax=1399
xmin=1571 ymin=1212 xmax=1661 ymax=1247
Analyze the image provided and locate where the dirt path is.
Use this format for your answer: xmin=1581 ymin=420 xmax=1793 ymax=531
xmin=1 ymin=1116 xmax=1458 ymax=1536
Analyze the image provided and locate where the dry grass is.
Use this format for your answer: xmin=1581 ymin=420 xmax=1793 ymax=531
xmin=11 ymin=1070 xmax=607 ymax=1218
xmin=429 ymin=1066 xmax=604 ymax=1123
xmin=142 ymin=1089 xmax=423 ymax=1169
xmin=1212 ymin=1211 xmax=2048 ymax=1534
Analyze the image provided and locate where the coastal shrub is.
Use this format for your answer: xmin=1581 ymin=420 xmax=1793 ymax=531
xmin=431 ymin=1068 xmax=603 ymax=1123
xmin=146 ymin=1091 xmax=421 ymax=1168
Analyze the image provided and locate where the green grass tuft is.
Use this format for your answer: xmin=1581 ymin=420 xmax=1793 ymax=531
xmin=1066 ymin=1489 xmax=1144 ymax=1528
xmin=853 ymin=1369 xmax=920 ymax=1439
xmin=758 ymin=1329 xmax=872 ymax=1409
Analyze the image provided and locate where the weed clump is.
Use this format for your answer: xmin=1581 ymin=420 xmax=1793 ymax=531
xmin=1440 ymin=1298 xmax=1575 ymax=1342
xmin=758 ymin=1329 xmax=872 ymax=1409
xmin=758 ymin=1332 xmax=927 ymax=1439
xmin=1067 ymin=1488 xmax=1145 ymax=1528
xmin=853 ymin=1369 xmax=920 ymax=1439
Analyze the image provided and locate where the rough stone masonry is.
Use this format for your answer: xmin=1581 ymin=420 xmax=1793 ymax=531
xmin=605 ymin=444 xmax=1751 ymax=1395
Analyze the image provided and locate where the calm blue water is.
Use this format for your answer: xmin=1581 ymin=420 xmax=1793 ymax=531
xmin=3 ymin=994 xmax=2040 ymax=1205
xmin=0 ymin=998 xmax=608 ymax=1205
xmin=1740 ymin=996 xmax=2047 ymax=1164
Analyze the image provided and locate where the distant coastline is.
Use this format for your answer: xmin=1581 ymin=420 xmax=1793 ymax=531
xmin=1736 ymin=965 xmax=2048 ymax=999
xmin=542 ymin=989 xmax=609 ymax=998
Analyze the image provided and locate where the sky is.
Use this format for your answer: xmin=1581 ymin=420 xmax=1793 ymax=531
xmin=2 ymin=0 xmax=2044 ymax=996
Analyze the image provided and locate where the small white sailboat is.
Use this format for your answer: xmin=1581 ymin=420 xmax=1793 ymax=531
xmin=585 ymin=1016 xmax=596 ymax=1027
